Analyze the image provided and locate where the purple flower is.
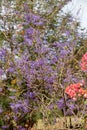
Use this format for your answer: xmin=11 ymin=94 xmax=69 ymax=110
xmin=11 ymin=103 xmax=21 ymax=109
xmin=65 ymin=109 xmax=73 ymax=116
xmin=0 ymin=48 xmax=6 ymax=57
xmin=24 ymin=37 xmax=32 ymax=46
xmin=65 ymin=30 xmax=70 ymax=36
xmin=7 ymin=67 xmax=15 ymax=73
xmin=69 ymin=104 xmax=76 ymax=110
xmin=10 ymin=99 xmax=29 ymax=114
xmin=17 ymin=125 xmax=27 ymax=130
xmin=48 ymin=103 xmax=54 ymax=109
xmin=60 ymin=50 xmax=69 ymax=56
xmin=1 ymin=125 xmax=9 ymax=129
xmin=9 ymin=96 xmax=16 ymax=99
xmin=38 ymin=58 xmax=44 ymax=66
xmin=25 ymin=27 xmax=34 ymax=37
xmin=34 ymin=21 xmax=44 ymax=26
xmin=32 ymin=14 xmax=40 ymax=23
xmin=57 ymin=98 xmax=65 ymax=109
xmin=29 ymin=92 xmax=35 ymax=99
xmin=0 ymin=68 xmax=3 ymax=76
xmin=25 ymin=14 xmax=31 ymax=23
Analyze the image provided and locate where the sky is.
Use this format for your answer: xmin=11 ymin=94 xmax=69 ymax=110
xmin=64 ymin=0 xmax=87 ymax=29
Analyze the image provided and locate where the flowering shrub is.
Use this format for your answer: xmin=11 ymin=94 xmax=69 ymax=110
xmin=0 ymin=0 xmax=87 ymax=129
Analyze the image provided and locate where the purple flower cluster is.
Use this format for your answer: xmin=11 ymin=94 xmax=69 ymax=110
xmin=0 ymin=1 xmax=86 ymax=129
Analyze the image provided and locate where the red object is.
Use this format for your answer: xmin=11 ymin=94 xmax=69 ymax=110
xmin=65 ymin=81 xmax=87 ymax=99
xmin=80 ymin=52 xmax=87 ymax=71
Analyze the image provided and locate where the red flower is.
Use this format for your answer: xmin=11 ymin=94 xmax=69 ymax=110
xmin=80 ymin=52 xmax=87 ymax=71
xmin=78 ymin=88 xmax=85 ymax=95
xmin=65 ymin=82 xmax=84 ymax=99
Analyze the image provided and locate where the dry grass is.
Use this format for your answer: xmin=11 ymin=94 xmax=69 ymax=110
xmin=30 ymin=117 xmax=83 ymax=130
